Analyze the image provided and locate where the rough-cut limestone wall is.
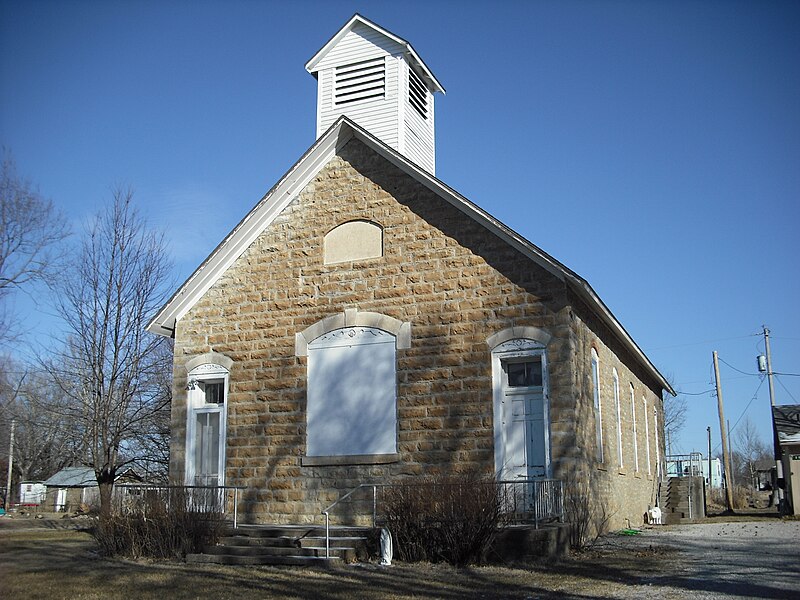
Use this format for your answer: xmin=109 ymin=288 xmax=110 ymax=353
xmin=567 ymin=289 xmax=666 ymax=532
xmin=168 ymin=137 xmax=656 ymax=525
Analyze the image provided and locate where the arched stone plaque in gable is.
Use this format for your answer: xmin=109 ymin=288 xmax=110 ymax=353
xmin=324 ymin=220 xmax=383 ymax=264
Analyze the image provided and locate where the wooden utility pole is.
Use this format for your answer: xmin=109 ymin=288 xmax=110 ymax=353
xmin=764 ymin=326 xmax=776 ymax=407
xmin=727 ymin=419 xmax=735 ymax=489
xmin=707 ymin=427 xmax=712 ymax=488
xmin=764 ymin=325 xmax=784 ymax=508
xmin=713 ymin=351 xmax=734 ymax=511
xmin=4 ymin=419 xmax=14 ymax=512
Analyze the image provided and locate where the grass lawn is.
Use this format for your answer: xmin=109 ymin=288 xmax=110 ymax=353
xmin=0 ymin=526 xmax=669 ymax=599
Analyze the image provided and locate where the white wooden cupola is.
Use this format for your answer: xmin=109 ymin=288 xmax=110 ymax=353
xmin=305 ymin=14 xmax=445 ymax=174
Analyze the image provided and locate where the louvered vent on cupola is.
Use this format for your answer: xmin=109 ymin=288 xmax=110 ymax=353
xmin=306 ymin=15 xmax=445 ymax=174
xmin=407 ymin=67 xmax=428 ymax=119
xmin=335 ymin=57 xmax=386 ymax=106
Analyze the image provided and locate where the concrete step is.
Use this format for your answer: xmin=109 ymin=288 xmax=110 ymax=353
xmin=191 ymin=523 xmax=371 ymax=566
xmin=202 ymin=544 xmax=357 ymax=561
xmin=218 ymin=534 xmax=363 ymax=549
xmin=187 ymin=553 xmax=342 ymax=567
xmin=232 ymin=524 xmax=369 ymax=538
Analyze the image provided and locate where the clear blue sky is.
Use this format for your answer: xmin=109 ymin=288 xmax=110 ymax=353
xmin=2 ymin=0 xmax=798 ymax=457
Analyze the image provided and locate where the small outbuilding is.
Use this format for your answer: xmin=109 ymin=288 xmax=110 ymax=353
xmin=43 ymin=467 xmax=144 ymax=512
xmin=19 ymin=481 xmax=47 ymax=505
xmin=43 ymin=467 xmax=99 ymax=512
xmin=772 ymin=404 xmax=800 ymax=515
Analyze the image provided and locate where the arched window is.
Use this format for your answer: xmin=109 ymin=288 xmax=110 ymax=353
xmin=185 ymin=360 xmax=230 ymax=486
xmin=591 ymin=348 xmax=603 ymax=463
xmin=643 ymin=396 xmax=652 ymax=475
xmin=613 ymin=368 xmax=623 ymax=469
xmin=630 ymin=383 xmax=639 ymax=472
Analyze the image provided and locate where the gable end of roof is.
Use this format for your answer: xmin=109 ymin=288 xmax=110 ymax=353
xmin=147 ymin=116 xmax=674 ymax=395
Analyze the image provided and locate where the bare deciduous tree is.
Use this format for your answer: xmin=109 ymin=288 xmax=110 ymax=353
xmin=662 ymin=375 xmax=687 ymax=454
xmin=0 ymin=364 xmax=78 ymax=482
xmin=0 ymin=152 xmax=68 ymax=340
xmin=733 ymin=416 xmax=770 ymax=489
xmin=117 ymin=339 xmax=173 ymax=484
xmin=49 ymin=189 xmax=172 ymax=517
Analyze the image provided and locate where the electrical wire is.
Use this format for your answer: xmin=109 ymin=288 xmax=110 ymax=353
xmin=676 ymin=389 xmax=715 ymax=396
xmin=776 ymin=375 xmax=798 ymax=403
xmin=645 ymin=333 xmax=759 ymax=352
xmin=711 ymin=377 xmax=765 ymax=454
xmin=718 ymin=356 xmax=760 ymax=377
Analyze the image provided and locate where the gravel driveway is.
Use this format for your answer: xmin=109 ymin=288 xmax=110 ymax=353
xmin=589 ymin=520 xmax=800 ymax=599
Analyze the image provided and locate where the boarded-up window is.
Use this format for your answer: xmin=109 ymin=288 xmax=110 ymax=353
xmin=307 ymin=327 xmax=396 ymax=456
xmin=324 ymin=220 xmax=383 ymax=264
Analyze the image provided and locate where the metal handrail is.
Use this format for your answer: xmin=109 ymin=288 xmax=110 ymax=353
xmin=113 ymin=484 xmax=246 ymax=528
xmin=496 ymin=478 xmax=565 ymax=527
xmin=321 ymin=484 xmax=378 ymax=558
xmin=320 ymin=478 xmax=564 ymax=558
xmin=666 ymin=452 xmax=705 ymax=479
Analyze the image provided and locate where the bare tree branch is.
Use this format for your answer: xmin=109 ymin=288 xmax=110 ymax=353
xmin=662 ymin=375 xmax=687 ymax=453
xmin=0 ymin=151 xmax=69 ymax=340
xmin=46 ymin=189 xmax=172 ymax=517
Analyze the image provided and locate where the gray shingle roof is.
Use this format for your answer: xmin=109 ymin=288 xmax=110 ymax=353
xmin=773 ymin=405 xmax=800 ymax=445
xmin=43 ymin=467 xmax=96 ymax=488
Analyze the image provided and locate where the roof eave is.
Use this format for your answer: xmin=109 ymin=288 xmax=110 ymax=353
xmin=566 ymin=276 xmax=676 ymax=396
xmin=346 ymin=123 xmax=672 ymax=395
xmin=146 ymin=119 xmax=353 ymax=336
xmin=149 ymin=115 xmax=673 ymax=397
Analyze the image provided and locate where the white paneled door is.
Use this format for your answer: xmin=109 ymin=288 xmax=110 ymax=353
xmin=502 ymin=358 xmax=547 ymax=481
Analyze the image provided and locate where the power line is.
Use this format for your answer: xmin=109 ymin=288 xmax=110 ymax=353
xmin=645 ymin=334 xmax=759 ymax=352
xmin=712 ymin=378 xmax=765 ymax=454
xmin=676 ymin=389 xmax=715 ymax=396
xmin=728 ymin=378 xmax=765 ymax=436
xmin=718 ymin=356 xmax=760 ymax=377
xmin=776 ymin=375 xmax=798 ymax=403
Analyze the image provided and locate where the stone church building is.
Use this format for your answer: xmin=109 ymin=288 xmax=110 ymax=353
xmin=147 ymin=15 xmax=674 ymax=530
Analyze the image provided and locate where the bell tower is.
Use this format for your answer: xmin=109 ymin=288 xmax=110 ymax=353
xmin=305 ymin=14 xmax=445 ymax=174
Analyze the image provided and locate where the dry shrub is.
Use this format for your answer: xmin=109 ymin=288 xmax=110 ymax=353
xmin=381 ymin=477 xmax=507 ymax=566
xmin=564 ymin=480 xmax=612 ymax=551
xmin=92 ymin=487 xmax=226 ymax=559
xmin=707 ymin=487 xmax=727 ymax=512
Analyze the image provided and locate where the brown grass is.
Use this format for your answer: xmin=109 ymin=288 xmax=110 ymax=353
xmin=0 ymin=526 xmax=671 ymax=599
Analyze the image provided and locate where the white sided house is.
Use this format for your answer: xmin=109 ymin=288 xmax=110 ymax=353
xmin=149 ymin=14 xmax=674 ymax=533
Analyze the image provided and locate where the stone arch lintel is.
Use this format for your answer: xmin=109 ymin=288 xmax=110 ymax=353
xmin=295 ymin=308 xmax=411 ymax=356
xmin=486 ymin=326 xmax=552 ymax=350
xmin=185 ymin=351 xmax=234 ymax=375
